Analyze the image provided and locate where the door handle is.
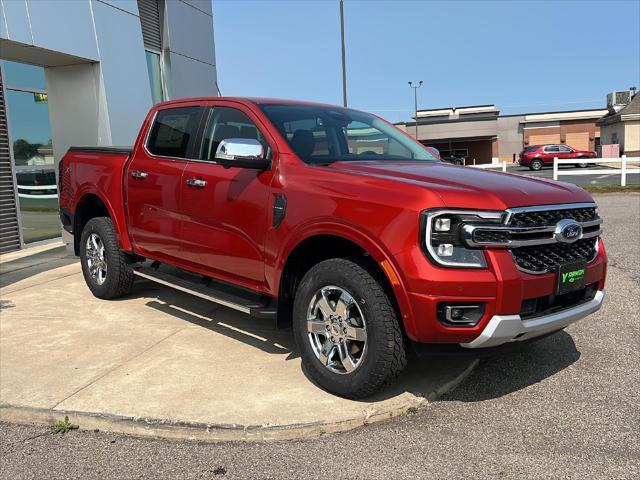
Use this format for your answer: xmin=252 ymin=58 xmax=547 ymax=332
xmin=131 ymin=170 xmax=148 ymax=179
xmin=186 ymin=178 xmax=207 ymax=188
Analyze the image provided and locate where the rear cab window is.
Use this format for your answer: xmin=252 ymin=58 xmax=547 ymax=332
xmin=146 ymin=106 xmax=204 ymax=158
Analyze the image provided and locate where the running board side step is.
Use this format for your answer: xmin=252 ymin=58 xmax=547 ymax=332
xmin=133 ymin=265 xmax=277 ymax=320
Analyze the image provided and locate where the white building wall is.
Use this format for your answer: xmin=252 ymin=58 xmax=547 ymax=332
xmin=0 ymin=0 xmax=153 ymax=149
xmin=164 ymin=0 xmax=218 ymax=98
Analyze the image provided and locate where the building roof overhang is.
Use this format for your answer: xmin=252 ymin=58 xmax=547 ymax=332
xmin=521 ymin=109 xmax=609 ymax=124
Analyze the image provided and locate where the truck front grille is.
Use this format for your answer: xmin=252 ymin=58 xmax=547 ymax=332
xmin=462 ymin=204 xmax=602 ymax=275
xmin=511 ymin=237 xmax=598 ymax=274
xmin=508 ymin=206 xmax=598 ymax=227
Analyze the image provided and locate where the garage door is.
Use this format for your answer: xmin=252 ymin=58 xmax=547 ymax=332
xmin=565 ymin=132 xmax=590 ymax=151
xmin=528 ymin=133 xmax=560 ymax=146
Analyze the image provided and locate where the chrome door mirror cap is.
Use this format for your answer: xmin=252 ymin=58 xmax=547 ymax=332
xmin=215 ymin=138 xmax=270 ymax=170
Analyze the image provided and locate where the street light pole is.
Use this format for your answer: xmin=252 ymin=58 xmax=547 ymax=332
xmin=340 ymin=0 xmax=347 ymax=107
xmin=408 ymin=81 xmax=423 ymax=139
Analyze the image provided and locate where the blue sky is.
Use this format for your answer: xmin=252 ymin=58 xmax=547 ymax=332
xmin=213 ymin=0 xmax=640 ymax=122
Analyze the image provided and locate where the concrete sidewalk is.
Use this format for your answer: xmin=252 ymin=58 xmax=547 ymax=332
xmin=0 ymin=252 xmax=476 ymax=441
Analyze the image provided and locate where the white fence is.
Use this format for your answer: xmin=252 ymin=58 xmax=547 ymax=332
xmin=469 ymin=161 xmax=507 ymax=172
xmin=553 ymin=155 xmax=640 ymax=187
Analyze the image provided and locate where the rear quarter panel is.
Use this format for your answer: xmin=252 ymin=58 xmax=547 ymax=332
xmin=61 ymin=150 xmax=133 ymax=251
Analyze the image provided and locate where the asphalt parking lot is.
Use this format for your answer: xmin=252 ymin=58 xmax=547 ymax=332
xmin=506 ymin=164 xmax=640 ymax=186
xmin=1 ymin=193 xmax=639 ymax=480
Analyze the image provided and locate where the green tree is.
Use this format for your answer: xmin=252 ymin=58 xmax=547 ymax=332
xmin=12 ymin=139 xmax=42 ymax=161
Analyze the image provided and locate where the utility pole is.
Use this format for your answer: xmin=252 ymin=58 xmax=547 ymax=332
xmin=340 ymin=0 xmax=347 ymax=107
xmin=408 ymin=81 xmax=423 ymax=139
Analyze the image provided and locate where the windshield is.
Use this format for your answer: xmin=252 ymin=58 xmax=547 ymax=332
xmin=259 ymin=104 xmax=438 ymax=164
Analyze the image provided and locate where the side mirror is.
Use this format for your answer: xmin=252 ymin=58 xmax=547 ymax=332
xmin=215 ymin=138 xmax=270 ymax=170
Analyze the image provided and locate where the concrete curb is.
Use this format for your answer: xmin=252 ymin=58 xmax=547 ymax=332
xmin=0 ymin=360 xmax=479 ymax=443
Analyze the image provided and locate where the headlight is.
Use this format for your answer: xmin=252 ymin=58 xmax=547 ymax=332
xmin=422 ymin=209 xmax=503 ymax=268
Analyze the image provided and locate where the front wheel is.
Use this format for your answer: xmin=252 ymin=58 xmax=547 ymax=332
xmin=292 ymin=258 xmax=406 ymax=399
xmin=576 ymin=158 xmax=589 ymax=168
xmin=80 ymin=217 xmax=134 ymax=299
xmin=530 ymin=159 xmax=543 ymax=171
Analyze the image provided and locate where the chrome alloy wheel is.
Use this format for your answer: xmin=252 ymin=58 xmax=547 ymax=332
xmin=86 ymin=233 xmax=107 ymax=285
xmin=307 ymin=285 xmax=367 ymax=374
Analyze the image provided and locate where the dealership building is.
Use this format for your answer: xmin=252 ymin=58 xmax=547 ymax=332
xmin=396 ymin=104 xmax=612 ymax=165
xmin=0 ymin=0 xmax=217 ymax=252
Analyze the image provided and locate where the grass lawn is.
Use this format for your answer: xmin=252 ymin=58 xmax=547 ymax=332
xmin=580 ymin=184 xmax=640 ymax=194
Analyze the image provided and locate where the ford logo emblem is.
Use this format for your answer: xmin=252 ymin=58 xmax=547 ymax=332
xmin=554 ymin=219 xmax=583 ymax=243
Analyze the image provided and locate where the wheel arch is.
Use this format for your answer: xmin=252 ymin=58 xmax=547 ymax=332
xmin=73 ymin=192 xmax=130 ymax=255
xmin=275 ymin=227 xmax=413 ymax=334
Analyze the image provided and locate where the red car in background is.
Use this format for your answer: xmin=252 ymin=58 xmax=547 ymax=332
xmin=519 ymin=144 xmax=596 ymax=171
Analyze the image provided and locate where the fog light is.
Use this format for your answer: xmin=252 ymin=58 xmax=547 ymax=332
xmin=435 ymin=218 xmax=451 ymax=232
xmin=437 ymin=303 xmax=485 ymax=327
xmin=437 ymin=243 xmax=454 ymax=256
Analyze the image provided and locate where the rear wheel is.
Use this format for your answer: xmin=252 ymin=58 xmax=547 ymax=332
xmin=80 ymin=217 xmax=134 ymax=299
xmin=292 ymin=258 xmax=406 ymax=399
xmin=530 ymin=159 xmax=543 ymax=171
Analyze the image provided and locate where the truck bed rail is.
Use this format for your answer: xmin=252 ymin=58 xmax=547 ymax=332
xmin=68 ymin=146 xmax=132 ymax=155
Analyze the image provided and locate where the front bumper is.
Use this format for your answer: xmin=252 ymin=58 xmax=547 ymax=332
xmin=460 ymin=289 xmax=605 ymax=348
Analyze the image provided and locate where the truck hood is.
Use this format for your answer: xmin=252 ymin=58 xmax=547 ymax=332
xmin=329 ymin=161 xmax=593 ymax=210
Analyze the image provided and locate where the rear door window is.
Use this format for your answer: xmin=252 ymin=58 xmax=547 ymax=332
xmin=147 ymin=107 xmax=204 ymax=158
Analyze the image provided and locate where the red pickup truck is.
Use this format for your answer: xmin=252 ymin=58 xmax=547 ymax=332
xmin=59 ymin=97 xmax=607 ymax=398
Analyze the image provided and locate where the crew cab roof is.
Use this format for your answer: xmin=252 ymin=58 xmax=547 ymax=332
xmin=153 ymin=96 xmax=350 ymax=110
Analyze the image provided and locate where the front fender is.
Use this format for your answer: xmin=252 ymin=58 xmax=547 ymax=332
xmin=274 ymin=219 xmax=415 ymax=336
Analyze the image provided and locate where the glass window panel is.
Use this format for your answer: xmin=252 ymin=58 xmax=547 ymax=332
xmin=2 ymin=60 xmax=47 ymax=90
xmin=260 ymin=104 xmax=436 ymax=164
xmin=147 ymin=107 xmax=202 ymax=158
xmin=6 ymin=89 xmax=60 ymax=243
xmin=145 ymin=51 xmax=163 ymax=105
xmin=201 ymin=107 xmax=268 ymax=161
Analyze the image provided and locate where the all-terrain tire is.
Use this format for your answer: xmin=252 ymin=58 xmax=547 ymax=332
xmin=292 ymin=258 xmax=406 ymax=399
xmin=79 ymin=217 xmax=135 ymax=299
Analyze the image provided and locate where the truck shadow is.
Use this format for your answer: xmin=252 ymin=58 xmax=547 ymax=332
xmin=438 ymin=331 xmax=580 ymax=402
xmin=119 ymin=281 xmax=580 ymax=403
xmin=122 ymin=280 xmax=299 ymax=358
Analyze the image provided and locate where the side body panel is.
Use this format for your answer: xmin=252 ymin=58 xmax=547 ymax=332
xmin=179 ymin=100 xmax=278 ymax=290
xmin=60 ymin=149 xmax=133 ymax=251
xmin=124 ymin=152 xmax=188 ymax=262
xmin=262 ymin=154 xmax=445 ymax=336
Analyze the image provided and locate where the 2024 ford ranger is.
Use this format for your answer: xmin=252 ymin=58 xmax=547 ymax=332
xmin=59 ymin=97 xmax=607 ymax=398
